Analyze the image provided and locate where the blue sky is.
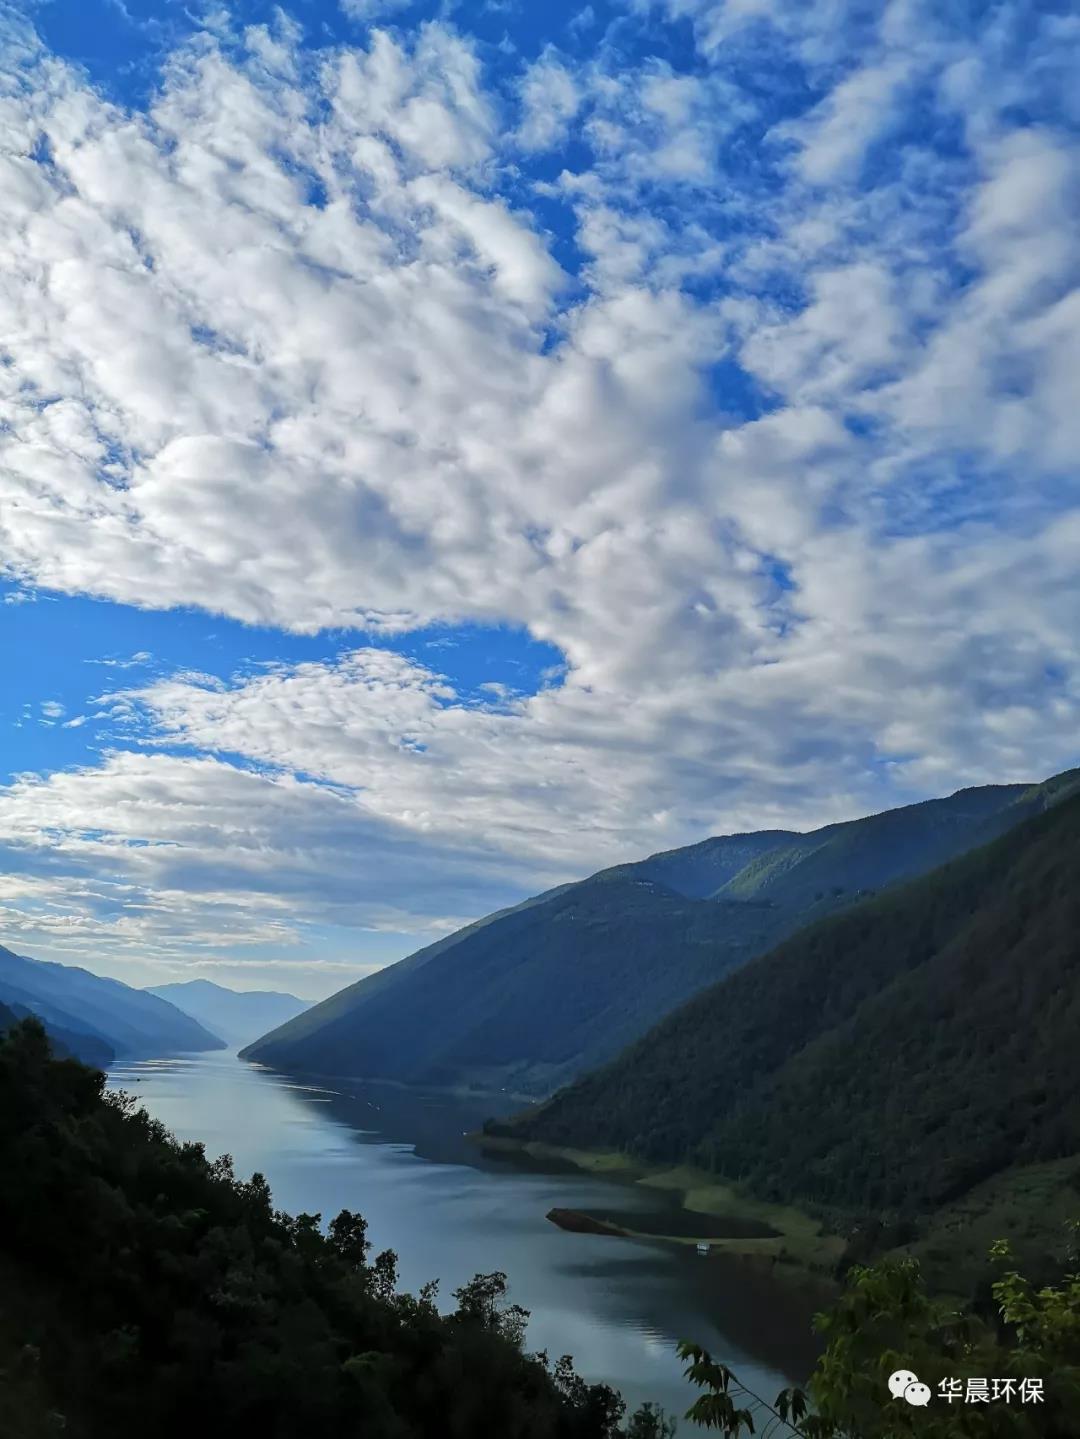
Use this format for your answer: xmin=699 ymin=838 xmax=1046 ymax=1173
xmin=0 ymin=0 xmax=1077 ymax=995
xmin=0 ymin=579 xmax=562 ymax=777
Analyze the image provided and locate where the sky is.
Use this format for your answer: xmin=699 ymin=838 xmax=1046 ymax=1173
xmin=0 ymin=0 xmax=1077 ymax=997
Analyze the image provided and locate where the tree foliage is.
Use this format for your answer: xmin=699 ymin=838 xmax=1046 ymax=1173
xmin=507 ymin=793 xmax=1080 ymax=1220
xmin=0 ymin=1019 xmax=670 ymax=1439
xmin=682 ymin=1246 xmax=1080 ymax=1437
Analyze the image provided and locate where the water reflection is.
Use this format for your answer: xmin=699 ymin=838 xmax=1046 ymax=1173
xmin=107 ymin=1051 xmax=827 ymax=1429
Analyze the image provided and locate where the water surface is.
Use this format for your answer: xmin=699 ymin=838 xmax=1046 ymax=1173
xmin=107 ymin=1051 xmax=825 ymax=1429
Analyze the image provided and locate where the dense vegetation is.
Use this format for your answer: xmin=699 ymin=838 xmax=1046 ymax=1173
xmin=684 ymin=1245 xmax=1080 ymax=1437
xmin=499 ymin=791 xmax=1080 ymax=1235
xmin=0 ymin=1020 xmax=670 ymax=1439
xmin=6 ymin=1013 xmax=1073 ymax=1439
xmin=243 ymin=774 xmax=1072 ymax=1095
xmin=0 ymin=996 xmax=114 ymax=1065
xmin=0 ymin=942 xmax=223 ymax=1058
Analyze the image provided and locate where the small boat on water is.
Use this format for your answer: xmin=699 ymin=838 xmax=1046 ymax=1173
xmin=696 ymin=1242 xmax=710 ymax=1256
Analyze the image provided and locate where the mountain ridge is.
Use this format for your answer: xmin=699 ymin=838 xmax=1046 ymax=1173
xmin=0 ymin=945 xmax=224 ymax=1060
xmin=146 ymin=979 xmax=309 ymax=1047
xmin=242 ymin=770 xmax=1078 ymax=1094
xmin=497 ymin=782 xmax=1080 ymax=1224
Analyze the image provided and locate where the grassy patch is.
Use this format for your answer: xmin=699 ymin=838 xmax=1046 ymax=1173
xmin=475 ymin=1136 xmax=844 ymax=1271
xmin=892 ymin=1154 xmax=1080 ymax=1296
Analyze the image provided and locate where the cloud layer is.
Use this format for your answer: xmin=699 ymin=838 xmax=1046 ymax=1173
xmin=0 ymin=1 xmax=1077 ymax=989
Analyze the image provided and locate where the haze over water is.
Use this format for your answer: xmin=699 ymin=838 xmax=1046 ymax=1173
xmin=107 ymin=1051 xmax=823 ymax=1429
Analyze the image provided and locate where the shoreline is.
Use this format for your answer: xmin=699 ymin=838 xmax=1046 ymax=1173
xmin=239 ymin=1061 xmax=844 ymax=1288
xmin=239 ymin=1057 xmax=545 ymax=1108
xmin=474 ymin=1134 xmax=845 ymax=1281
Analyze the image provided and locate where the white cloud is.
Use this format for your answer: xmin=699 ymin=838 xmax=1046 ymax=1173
xmin=340 ymin=0 xmax=412 ymax=22
xmin=88 ymin=651 xmax=155 ymax=669
xmin=775 ymin=58 xmax=913 ymax=185
xmin=0 ymin=750 xmax=532 ymax=983
xmin=567 ymin=7 xmax=596 ymax=39
xmin=741 ymin=261 xmax=910 ymax=403
xmin=0 ymin=2 xmax=1077 ymax=985
xmin=877 ymin=128 xmax=1080 ymax=472
xmin=517 ymin=50 xmax=581 ymax=152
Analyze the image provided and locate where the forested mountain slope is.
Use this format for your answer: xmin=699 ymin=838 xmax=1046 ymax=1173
xmin=243 ymin=773 xmax=1076 ymax=1095
xmin=500 ymin=788 xmax=1080 ymax=1215
xmin=247 ymin=873 xmax=787 ymax=1094
xmin=0 ymin=945 xmax=224 ymax=1059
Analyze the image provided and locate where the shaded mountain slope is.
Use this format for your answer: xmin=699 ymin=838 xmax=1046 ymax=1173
xmin=0 ymin=996 xmax=114 ymax=1066
xmin=502 ymin=786 xmax=1080 ymax=1214
xmin=145 ymin=979 xmax=309 ymax=1047
xmin=609 ymin=830 xmax=798 ymax=898
xmin=0 ymin=945 xmax=224 ymax=1059
xmin=711 ymin=776 xmax=1072 ymax=905
xmin=243 ymin=773 xmax=1076 ymax=1095
xmin=246 ymin=873 xmax=788 ymax=1094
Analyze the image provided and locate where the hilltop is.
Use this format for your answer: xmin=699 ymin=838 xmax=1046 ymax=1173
xmin=242 ymin=772 xmax=1076 ymax=1095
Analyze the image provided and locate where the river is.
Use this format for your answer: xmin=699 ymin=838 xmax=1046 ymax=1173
xmin=106 ymin=1049 xmax=826 ymax=1430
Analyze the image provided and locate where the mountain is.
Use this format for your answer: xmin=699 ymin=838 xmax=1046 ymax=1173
xmin=0 ymin=996 xmax=114 ymax=1066
xmin=498 ymin=784 xmax=1080 ymax=1220
xmin=145 ymin=979 xmax=309 ymax=1047
xmin=0 ymin=945 xmax=224 ymax=1060
xmin=242 ymin=771 xmax=1077 ymax=1095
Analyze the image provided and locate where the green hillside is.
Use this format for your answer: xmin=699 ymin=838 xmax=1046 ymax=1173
xmin=0 ymin=1018 xmax=665 ymax=1439
xmin=500 ymin=788 xmax=1080 ymax=1231
xmin=246 ymin=873 xmax=786 ymax=1094
xmin=243 ymin=774 xmax=1075 ymax=1096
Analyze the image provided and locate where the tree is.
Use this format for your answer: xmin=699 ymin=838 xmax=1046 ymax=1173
xmin=681 ymin=1244 xmax=1080 ymax=1437
xmin=328 ymin=1208 xmax=370 ymax=1269
xmin=623 ymin=1401 xmax=679 ymax=1438
xmin=370 ymin=1246 xmax=399 ymax=1301
xmin=0 ymin=1018 xmax=685 ymax=1439
xmin=452 ymin=1271 xmax=530 ymax=1348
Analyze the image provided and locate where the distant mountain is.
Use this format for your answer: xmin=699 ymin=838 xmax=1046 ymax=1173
xmin=499 ymin=784 xmax=1080 ymax=1218
xmin=242 ymin=771 xmax=1078 ymax=1095
xmin=146 ymin=980 xmax=309 ymax=1047
xmin=0 ymin=946 xmax=224 ymax=1060
xmin=0 ymin=997 xmax=114 ymax=1066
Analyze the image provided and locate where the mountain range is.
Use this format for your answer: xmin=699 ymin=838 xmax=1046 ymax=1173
xmin=0 ymin=945 xmax=224 ymax=1061
xmin=242 ymin=771 xmax=1077 ymax=1095
xmin=146 ymin=979 xmax=309 ymax=1047
xmin=495 ymin=782 xmax=1080 ymax=1230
